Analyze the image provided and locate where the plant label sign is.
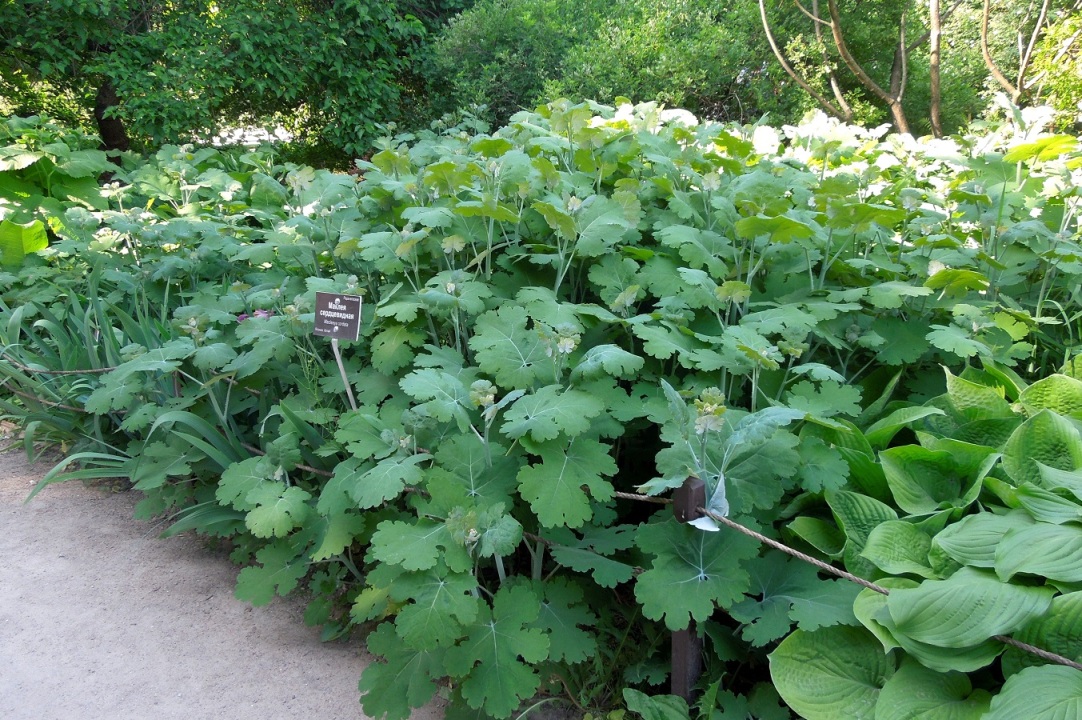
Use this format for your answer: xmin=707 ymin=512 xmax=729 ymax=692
xmin=314 ymin=292 xmax=362 ymax=341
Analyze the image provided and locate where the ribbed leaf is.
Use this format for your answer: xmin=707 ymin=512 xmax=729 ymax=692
xmin=887 ymin=567 xmax=1054 ymax=647
xmin=874 ymin=659 xmax=991 ymax=720
xmin=769 ymin=626 xmax=892 ymax=720
xmin=861 ymin=521 xmax=936 ymax=578
xmin=1002 ymin=410 xmax=1082 ymax=486
xmin=996 ymin=523 xmax=1082 ymax=582
xmin=1004 ymin=592 xmax=1082 ymax=675
xmin=985 ymin=666 xmax=1082 ymax=719
xmin=931 ymin=511 xmax=1034 ymax=568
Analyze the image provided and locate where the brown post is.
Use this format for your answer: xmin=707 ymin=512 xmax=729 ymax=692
xmin=671 ymin=477 xmax=707 ymax=703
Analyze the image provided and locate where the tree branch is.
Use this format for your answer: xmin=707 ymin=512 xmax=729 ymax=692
xmin=825 ymin=0 xmax=894 ymax=104
xmin=1017 ymin=0 xmax=1052 ymax=92
xmin=982 ymin=0 xmax=1021 ymax=99
xmin=930 ymin=0 xmax=944 ymax=137
xmin=793 ymin=0 xmax=833 ymax=27
xmin=811 ymin=0 xmax=852 ymax=122
xmin=758 ymin=0 xmax=852 ymax=120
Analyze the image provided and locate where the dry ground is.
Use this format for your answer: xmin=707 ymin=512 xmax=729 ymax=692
xmin=0 ymin=446 xmax=443 ymax=720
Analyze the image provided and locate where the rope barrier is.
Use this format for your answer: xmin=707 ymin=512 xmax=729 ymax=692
xmin=611 ymin=486 xmax=1082 ymax=672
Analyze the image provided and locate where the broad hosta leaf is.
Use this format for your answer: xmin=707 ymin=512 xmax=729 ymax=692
xmin=634 ymin=518 xmax=759 ymax=630
xmin=1064 ymin=355 xmax=1082 ymax=381
xmin=880 ymin=445 xmax=992 ymax=515
xmin=1014 ymin=483 xmax=1082 ymax=524
xmin=769 ymin=626 xmax=893 ymax=720
xmin=886 ymin=567 xmax=1054 ymax=647
xmin=864 ymin=406 xmax=946 ymax=448
xmin=787 ymin=516 xmax=846 ymax=558
xmin=1037 ymin=463 xmax=1082 ymax=502
xmin=944 ymin=369 xmax=1013 ymax=420
xmin=1002 ymin=410 xmax=1082 ymax=486
xmin=827 ymin=490 xmax=898 ymax=547
xmin=443 ymin=584 xmax=550 ymax=718
xmin=500 ymin=385 xmax=606 ymax=442
xmin=875 ymin=659 xmax=991 ymax=720
xmin=861 ymin=521 xmax=936 ymax=579
xmin=517 ymin=437 xmax=617 ymax=528
xmin=859 ymin=583 xmax=1005 ymax=673
xmin=359 ymin=622 xmax=447 ymax=720
xmin=931 ymin=511 xmax=1034 ymax=568
xmin=854 ymin=578 xmax=918 ymax=653
xmin=985 ymin=666 xmax=1082 ymax=720
xmin=728 ymin=551 xmax=860 ymax=646
xmin=995 ymin=523 xmax=1082 ymax=582
xmin=1019 ymin=374 xmax=1082 ymax=417
xmin=1004 ymin=592 xmax=1082 ymax=675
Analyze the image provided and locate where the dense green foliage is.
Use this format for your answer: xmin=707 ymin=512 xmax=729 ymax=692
xmin=426 ymin=0 xmax=1082 ymax=138
xmin=0 ymin=0 xmax=432 ymax=156
xmin=422 ymin=0 xmax=803 ymax=128
xmin=3 ymin=104 xmax=1082 ymax=718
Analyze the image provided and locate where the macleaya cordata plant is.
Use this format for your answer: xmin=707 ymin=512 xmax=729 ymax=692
xmin=2 ymin=100 xmax=1082 ymax=719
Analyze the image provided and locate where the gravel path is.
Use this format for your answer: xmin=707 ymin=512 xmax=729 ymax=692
xmin=0 ymin=448 xmax=443 ymax=720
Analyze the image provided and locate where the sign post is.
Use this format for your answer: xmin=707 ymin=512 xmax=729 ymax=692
xmin=313 ymin=292 xmax=363 ymax=412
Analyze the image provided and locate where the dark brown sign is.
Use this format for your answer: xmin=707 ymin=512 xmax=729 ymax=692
xmin=314 ymin=292 xmax=362 ymax=341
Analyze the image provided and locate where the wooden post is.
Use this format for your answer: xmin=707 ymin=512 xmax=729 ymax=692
xmin=671 ymin=477 xmax=706 ymax=704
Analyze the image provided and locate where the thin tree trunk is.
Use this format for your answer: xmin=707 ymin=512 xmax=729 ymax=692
xmin=94 ymin=78 xmax=130 ymax=153
xmin=759 ymin=0 xmax=854 ymax=121
xmin=929 ymin=0 xmax=943 ymax=136
xmin=827 ymin=0 xmax=910 ymax=133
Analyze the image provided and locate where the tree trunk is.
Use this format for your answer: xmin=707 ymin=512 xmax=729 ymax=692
xmin=929 ymin=0 xmax=943 ymax=137
xmin=94 ymin=78 xmax=130 ymax=153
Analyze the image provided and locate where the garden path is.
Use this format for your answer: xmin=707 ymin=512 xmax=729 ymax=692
xmin=0 ymin=448 xmax=443 ymax=720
